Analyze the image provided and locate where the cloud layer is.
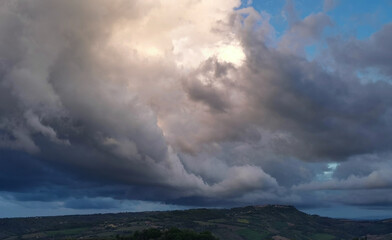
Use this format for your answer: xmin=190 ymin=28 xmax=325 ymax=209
xmin=1 ymin=0 xmax=392 ymax=213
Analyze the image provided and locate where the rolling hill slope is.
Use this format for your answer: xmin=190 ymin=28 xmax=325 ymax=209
xmin=1 ymin=205 xmax=391 ymax=240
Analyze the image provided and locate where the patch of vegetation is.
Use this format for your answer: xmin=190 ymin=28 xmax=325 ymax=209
xmin=45 ymin=227 xmax=89 ymax=237
xmin=311 ymin=233 xmax=335 ymax=240
xmin=236 ymin=219 xmax=249 ymax=224
xmin=237 ymin=229 xmax=269 ymax=240
xmin=115 ymin=228 xmax=218 ymax=240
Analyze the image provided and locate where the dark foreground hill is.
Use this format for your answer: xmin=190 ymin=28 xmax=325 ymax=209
xmin=0 ymin=205 xmax=392 ymax=240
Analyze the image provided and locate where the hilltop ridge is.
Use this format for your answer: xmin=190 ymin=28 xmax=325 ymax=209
xmin=0 ymin=205 xmax=391 ymax=240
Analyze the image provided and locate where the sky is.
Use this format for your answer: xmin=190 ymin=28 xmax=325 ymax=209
xmin=0 ymin=0 xmax=392 ymax=219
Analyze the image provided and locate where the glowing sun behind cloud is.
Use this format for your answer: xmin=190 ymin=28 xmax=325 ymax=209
xmin=108 ymin=0 xmax=245 ymax=69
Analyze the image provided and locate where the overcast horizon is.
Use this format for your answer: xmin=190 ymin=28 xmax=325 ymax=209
xmin=1 ymin=0 xmax=392 ymax=219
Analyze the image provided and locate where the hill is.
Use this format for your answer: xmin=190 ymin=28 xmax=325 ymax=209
xmin=0 ymin=205 xmax=391 ymax=240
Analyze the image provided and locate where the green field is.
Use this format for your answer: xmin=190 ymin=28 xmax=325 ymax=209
xmin=311 ymin=233 xmax=336 ymax=240
xmin=237 ymin=229 xmax=269 ymax=240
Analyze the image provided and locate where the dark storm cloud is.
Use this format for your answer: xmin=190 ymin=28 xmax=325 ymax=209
xmin=243 ymin=50 xmax=392 ymax=160
xmin=331 ymin=23 xmax=392 ymax=76
xmin=0 ymin=0 xmax=201 ymax=204
xmin=0 ymin=0 xmax=392 ymax=211
xmin=181 ymin=10 xmax=392 ymax=162
xmin=64 ymin=198 xmax=120 ymax=210
xmin=0 ymin=150 xmax=64 ymax=191
xmin=183 ymin=59 xmax=233 ymax=113
xmin=218 ymin=9 xmax=392 ymax=161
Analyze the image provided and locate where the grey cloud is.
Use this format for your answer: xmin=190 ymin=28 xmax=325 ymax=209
xmin=24 ymin=110 xmax=69 ymax=145
xmin=291 ymin=153 xmax=392 ymax=206
xmin=184 ymin=139 xmax=325 ymax=188
xmin=293 ymin=170 xmax=392 ymax=191
xmin=0 ymin=124 xmax=39 ymax=154
xmin=331 ymin=23 xmax=392 ymax=76
xmin=323 ymin=0 xmax=338 ymax=12
xmin=64 ymin=197 xmax=120 ymax=210
xmin=183 ymin=58 xmax=233 ymax=113
xmin=333 ymin=153 xmax=392 ymax=180
xmin=282 ymin=0 xmax=299 ymax=27
xmin=1 ymin=0 xmax=392 ymax=212
xmin=0 ymin=0 xmax=205 ymax=203
xmin=230 ymin=16 xmax=392 ymax=160
xmin=279 ymin=12 xmax=332 ymax=54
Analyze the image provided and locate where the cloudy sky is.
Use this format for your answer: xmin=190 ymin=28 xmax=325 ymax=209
xmin=1 ymin=0 xmax=392 ymax=219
